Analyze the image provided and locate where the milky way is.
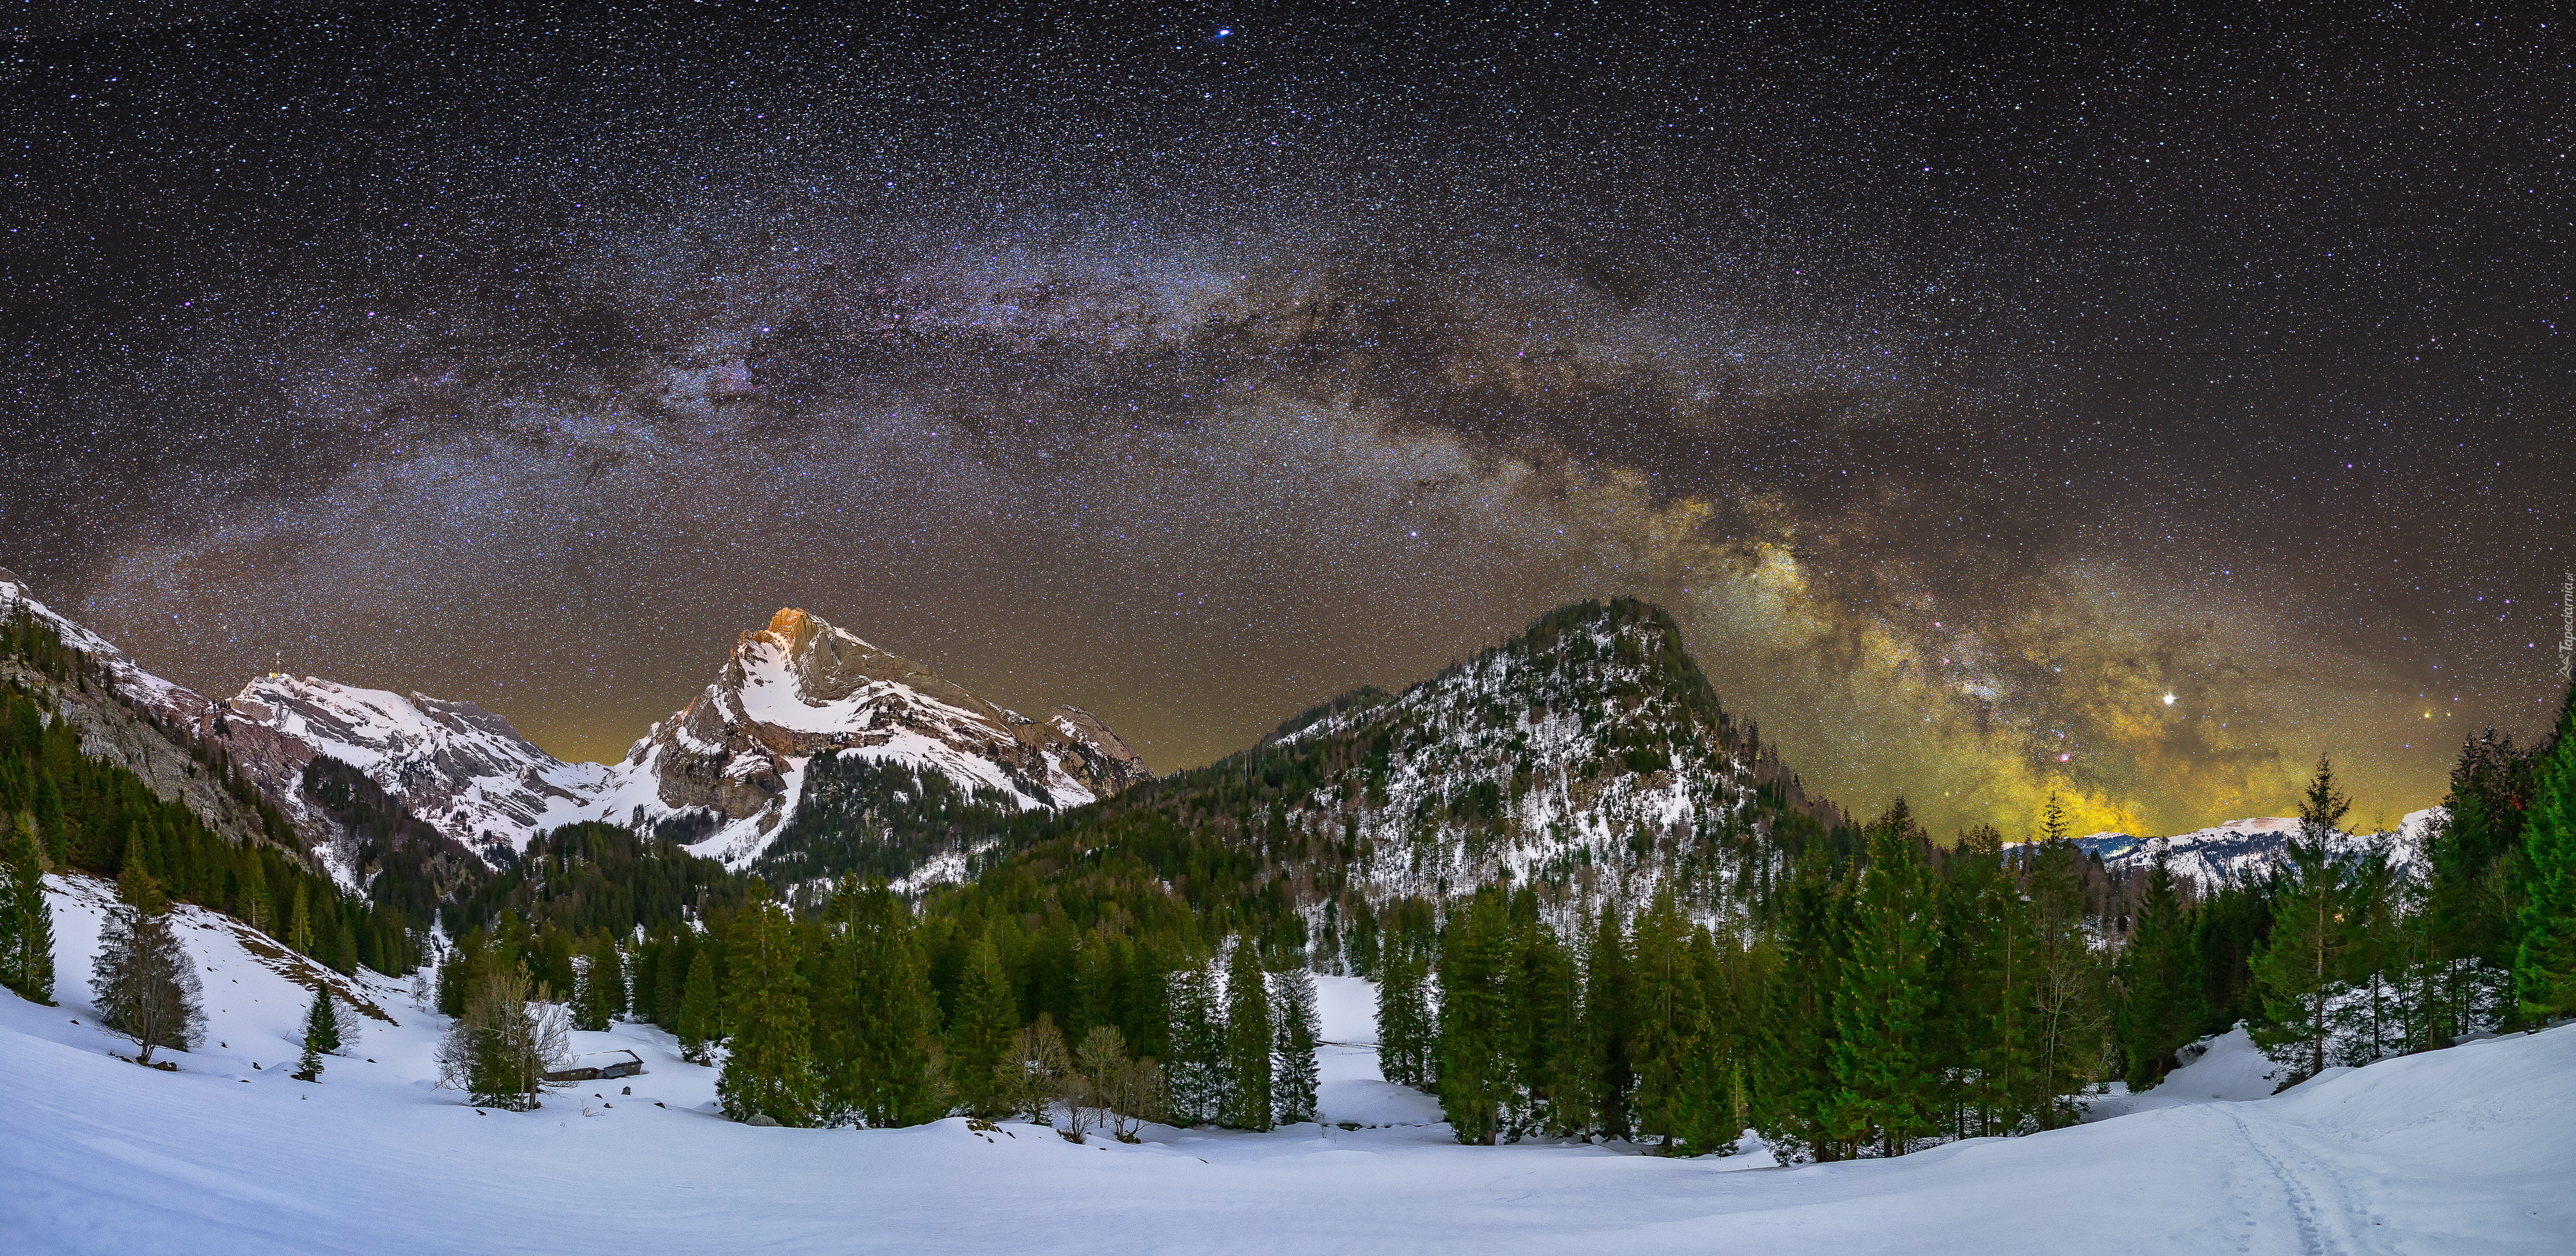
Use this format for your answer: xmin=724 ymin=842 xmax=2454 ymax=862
xmin=5 ymin=6 xmax=2572 ymax=836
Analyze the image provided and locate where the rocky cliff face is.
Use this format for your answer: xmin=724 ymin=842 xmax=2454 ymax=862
xmin=614 ymin=608 xmax=1148 ymax=866
xmin=219 ymin=675 xmax=610 ymax=860
xmin=0 ymin=569 xmax=310 ymax=858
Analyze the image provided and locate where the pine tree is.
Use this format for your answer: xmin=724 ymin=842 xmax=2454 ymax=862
xmin=718 ymin=891 xmax=824 ymax=1126
xmin=1167 ymin=952 xmax=1226 ymax=1124
xmin=1627 ymin=892 xmax=1704 ymax=1152
xmin=90 ymin=864 xmax=202 ymax=1067
xmin=286 ymin=880 xmax=311 ymax=955
xmin=1756 ymin=848 xmax=1847 ymax=1158
xmin=574 ymin=934 xmax=624 ymax=1032
xmin=2116 ymin=856 xmax=2204 ymax=1091
xmin=2250 ymin=756 xmax=2354 ymax=1082
xmin=295 ymin=986 xmax=341 ymax=1082
xmin=1436 ymin=893 xmax=1511 ymax=1144
xmin=1 ymin=813 xmax=54 ymax=1004
xmin=1584 ymin=907 xmax=1638 ymax=1141
xmin=1827 ymin=801 xmax=1940 ymax=1157
xmin=1222 ymin=938 xmax=1275 ymax=1130
xmin=1375 ymin=946 xmax=1435 ymax=1090
xmin=2025 ymin=834 xmax=2110 ymax=1123
xmin=1272 ymin=964 xmax=1320 ymax=1127
xmin=948 ymin=936 xmax=1020 ymax=1119
xmin=677 ymin=948 xmax=721 ymax=1064
xmin=2514 ymin=685 xmax=2576 ymax=1022
xmin=812 ymin=878 xmax=947 ymax=1127
xmin=1508 ymin=912 xmax=1587 ymax=1138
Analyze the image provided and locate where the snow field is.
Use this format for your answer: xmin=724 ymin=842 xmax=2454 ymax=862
xmin=5 ymin=874 xmax=2574 ymax=1255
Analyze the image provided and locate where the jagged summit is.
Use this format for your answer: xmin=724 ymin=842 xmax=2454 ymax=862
xmin=2043 ymin=809 xmax=2448 ymax=888
xmin=613 ymin=605 xmax=1148 ymax=866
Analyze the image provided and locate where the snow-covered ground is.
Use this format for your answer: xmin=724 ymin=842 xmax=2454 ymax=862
xmin=5 ymin=872 xmax=2573 ymax=1255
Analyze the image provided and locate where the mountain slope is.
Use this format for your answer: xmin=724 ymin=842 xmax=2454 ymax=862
xmin=221 ymin=674 xmax=612 ymax=860
xmin=2051 ymin=809 xmax=2447 ymax=888
xmin=1 ymin=568 xmax=307 ymax=858
xmin=920 ymin=600 xmax=1848 ymax=957
xmin=602 ymin=608 xmax=1148 ymax=868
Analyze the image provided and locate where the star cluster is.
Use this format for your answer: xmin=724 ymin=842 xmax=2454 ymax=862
xmin=4 ymin=5 xmax=2571 ymax=835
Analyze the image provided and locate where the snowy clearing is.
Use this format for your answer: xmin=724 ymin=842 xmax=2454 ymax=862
xmin=3 ymin=872 xmax=2571 ymax=1255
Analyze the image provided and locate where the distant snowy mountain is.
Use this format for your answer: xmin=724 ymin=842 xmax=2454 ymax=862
xmin=219 ymin=675 xmax=612 ymax=859
xmin=2035 ymin=808 xmax=2447 ymax=888
xmin=602 ymin=608 xmax=1148 ymax=867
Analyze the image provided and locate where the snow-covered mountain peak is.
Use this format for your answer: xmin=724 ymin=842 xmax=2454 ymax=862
xmin=617 ymin=606 xmax=1148 ymax=868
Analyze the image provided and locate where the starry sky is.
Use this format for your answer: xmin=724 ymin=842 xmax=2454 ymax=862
xmin=5 ymin=3 xmax=2572 ymax=838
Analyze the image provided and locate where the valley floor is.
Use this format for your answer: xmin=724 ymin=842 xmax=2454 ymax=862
xmin=4 ymin=873 xmax=2571 ymax=1255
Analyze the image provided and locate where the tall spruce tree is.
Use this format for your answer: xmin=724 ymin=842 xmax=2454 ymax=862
xmin=718 ymin=892 xmax=823 ymax=1125
xmin=677 ymin=948 xmax=721 ymax=1064
xmin=1582 ymin=909 xmax=1636 ymax=1140
xmin=2250 ymin=756 xmax=2354 ymax=1081
xmin=1167 ymin=953 xmax=1226 ymax=1124
xmin=2025 ymin=834 xmax=2109 ymax=1123
xmin=1375 ymin=947 xmax=1436 ymax=1090
xmin=1756 ymin=848 xmax=1849 ymax=1157
xmin=2116 ymin=856 xmax=2204 ymax=1091
xmin=818 ymin=877 xmax=948 ymax=1127
xmin=1507 ymin=911 xmax=1586 ymax=1138
xmin=2514 ymin=685 xmax=2576 ymax=1022
xmin=1827 ymin=801 xmax=1940 ymax=1157
xmin=1 ymin=813 xmax=54 ymax=1003
xmin=286 ymin=880 xmax=311 ymax=955
xmin=1221 ymin=938 xmax=1275 ymax=1130
xmin=295 ymin=987 xmax=341 ymax=1082
xmin=2426 ymin=729 xmax=2532 ymax=1040
xmin=574 ymin=934 xmax=624 ymax=1032
xmin=1627 ymin=892 xmax=1704 ymax=1152
xmin=1435 ymin=893 xmax=1510 ymax=1145
xmin=948 ymin=936 xmax=1020 ymax=1119
xmin=1272 ymin=964 xmax=1320 ymax=1127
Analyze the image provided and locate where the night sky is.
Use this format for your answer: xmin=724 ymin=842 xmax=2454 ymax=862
xmin=5 ymin=4 xmax=2571 ymax=838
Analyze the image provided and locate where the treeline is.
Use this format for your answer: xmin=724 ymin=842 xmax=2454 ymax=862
xmin=433 ymin=866 xmax=1322 ymax=1135
xmin=1368 ymin=800 xmax=2112 ymax=1157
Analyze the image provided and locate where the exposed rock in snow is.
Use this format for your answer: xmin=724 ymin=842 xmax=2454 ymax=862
xmin=610 ymin=608 xmax=1148 ymax=868
xmin=1266 ymin=600 xmax=1819 ymax=923
xmin=219 ymin=674 xmax=612 ymax=858
xmin=2035 ymin=808 xmax=2447 ymax=889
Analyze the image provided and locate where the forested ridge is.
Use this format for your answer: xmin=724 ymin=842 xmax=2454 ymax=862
xmin=7 ymin=597 xmax=2575 ymax=1163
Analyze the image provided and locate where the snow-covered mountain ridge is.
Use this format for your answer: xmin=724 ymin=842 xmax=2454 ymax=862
xmin=1259 ymin=600 xmax=1829 ymax=917
xmin=3 ymin=570 xmax=1145 ymax=872
xmin=2035 ymin=808 xmax=2447 ymax=889
xmin=221 ymin=674 xmax=614 ymax=862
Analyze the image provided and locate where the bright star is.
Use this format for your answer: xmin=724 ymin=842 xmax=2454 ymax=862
xmin=2163 ymin=693 xmax=2176 ymax=705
